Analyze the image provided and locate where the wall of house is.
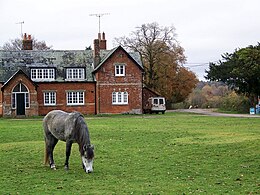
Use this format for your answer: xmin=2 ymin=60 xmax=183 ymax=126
xmin=37 ymin=82 xmax=96 ymax=115
xmin=95 ymin=48 xmax=143 ymax=114
xmin=2 ymin=73 xmax=38 ymax=117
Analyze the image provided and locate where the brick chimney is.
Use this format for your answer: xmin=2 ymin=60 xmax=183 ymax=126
xmin=93 ymin=32 xmax=107 ymax=67
xmin=99 ymin=32 xmax=107 ymax=50
xmin=22 ymin=33 xmax=33 ymax=50
xmin=93 ymin=38 xmax=101 ymax=67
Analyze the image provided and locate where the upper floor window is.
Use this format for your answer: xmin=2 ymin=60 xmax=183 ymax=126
xmin=66 ymin=68 xmax=85 ymax=80
xmin=31 ymin=68 xmax=55 ymax=81
xmin=115 ymin=64 xmax=125 ymax=76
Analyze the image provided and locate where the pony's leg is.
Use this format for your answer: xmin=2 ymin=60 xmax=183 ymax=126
xmin=64 ymin=141 xmax=73 ymax=170
xmin=47 ymin=136 xmax=58 ymax=170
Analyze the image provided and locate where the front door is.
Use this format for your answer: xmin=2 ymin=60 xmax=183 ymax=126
xmin=16 ymin=93 xmax=25 ymax=115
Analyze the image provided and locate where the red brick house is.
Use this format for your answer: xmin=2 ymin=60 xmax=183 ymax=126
xmin=0 ymin=33 xmax=144 ymax=117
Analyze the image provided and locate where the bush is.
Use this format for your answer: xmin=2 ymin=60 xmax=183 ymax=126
xmin=219 ymin=92 xmax=251 ymax=113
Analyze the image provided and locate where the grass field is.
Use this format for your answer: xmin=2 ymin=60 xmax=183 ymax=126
xmin=0 ymin=112 xmax=259 ymax=194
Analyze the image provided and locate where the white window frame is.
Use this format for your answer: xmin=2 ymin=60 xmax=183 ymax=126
xmin=66 ymin=68 xmax=85 ymax=80
xmin=115 ymin=64 xmax=125 ymax=76
xmin=44 ymin=92 xmax=56 ymax=106
xmin=112 ymin=91 xmax=128 ymax=105
xmin=66 ymin=91 xmax=85 ymax=105
xmin=11 ymin=83 xmax=30 ymax=109
xmin=31 ymin=68 xmax=55 ymax=81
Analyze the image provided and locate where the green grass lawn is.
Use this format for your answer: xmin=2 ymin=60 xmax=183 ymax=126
xmin=0 ymin=112 xmax=259 ymax=194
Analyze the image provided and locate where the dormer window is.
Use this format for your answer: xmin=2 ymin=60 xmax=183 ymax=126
xmin=31 ymin=68 xmax=55 ymax=81
xmin=66 ymin=68 xmax=85 ymax=80
xmin=115 ymin=64 xmax=125 ymax=76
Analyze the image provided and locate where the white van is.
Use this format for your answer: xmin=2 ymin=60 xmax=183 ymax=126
xmin=143 ymin=97 xmax=166 ymax=114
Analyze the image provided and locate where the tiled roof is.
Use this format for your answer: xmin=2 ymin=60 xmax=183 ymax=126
xmin=0 ymin=50 xmax=94 ymax=82
xmin=93 ymin=46 xmax=143 ymax=72
xmin=0 ymin=47 xmax=143 ymax=83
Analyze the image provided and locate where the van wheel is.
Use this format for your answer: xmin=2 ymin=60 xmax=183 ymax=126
xmin=162 ymin=111 xmax=165 ymax=114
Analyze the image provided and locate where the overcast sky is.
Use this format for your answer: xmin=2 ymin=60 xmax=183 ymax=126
xmin=0 ymin=0 xmax=259 ymax=80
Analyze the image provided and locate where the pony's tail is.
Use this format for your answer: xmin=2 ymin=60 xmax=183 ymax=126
xmin=44 ymin=142 xmax=49 ymax=165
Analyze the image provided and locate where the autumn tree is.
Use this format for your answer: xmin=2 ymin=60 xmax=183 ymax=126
xmin=115 ymin=22 xmax=198 ymax=103
xmin=1 ymin=36 xmax=52 ymax=50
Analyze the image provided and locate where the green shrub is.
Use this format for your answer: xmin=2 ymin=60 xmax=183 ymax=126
xmin=219 ymin=92 xmax=250 ymax=113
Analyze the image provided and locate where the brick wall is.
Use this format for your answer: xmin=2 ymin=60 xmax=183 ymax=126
xmin=37 ymin=82 xmax=96 ymax=115
xmin=95 ymin=47 xmax=143 ymax=114
xmin=2 ymin=72 xmax=38 ymax=117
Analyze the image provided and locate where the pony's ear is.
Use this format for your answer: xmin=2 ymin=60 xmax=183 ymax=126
xmin=83 ymin=144 xmax=87 ymax=151
xmin=85 ymin=144 xmax=94 ymax=151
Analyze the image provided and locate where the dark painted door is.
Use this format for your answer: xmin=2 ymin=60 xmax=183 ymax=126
xmin=16 ymin=93 xmax=25 ymax=115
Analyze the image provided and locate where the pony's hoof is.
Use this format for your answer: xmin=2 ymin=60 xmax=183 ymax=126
xmin=50 ymin=164 xmax=56 ymax=170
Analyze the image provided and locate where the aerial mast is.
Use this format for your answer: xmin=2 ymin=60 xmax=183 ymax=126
xmin=16 ymin=21 xmax=24 ymax=38
xmin=89 ymin=13 xmax=110 ymax=33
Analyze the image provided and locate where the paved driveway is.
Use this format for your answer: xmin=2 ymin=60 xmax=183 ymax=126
xmin=172 ymin=109 xmax=260 ymax=118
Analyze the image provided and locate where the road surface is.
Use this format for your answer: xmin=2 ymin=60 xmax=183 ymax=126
xmin=171 ymin=109 xmax=260 ymax=118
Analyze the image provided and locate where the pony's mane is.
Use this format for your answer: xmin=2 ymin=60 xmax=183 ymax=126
xmin=74 ymin=113 xmax=90 ymax=155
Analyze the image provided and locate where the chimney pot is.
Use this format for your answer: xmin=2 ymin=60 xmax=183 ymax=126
xmin=22 ymin=33 xmax=33 ymax=50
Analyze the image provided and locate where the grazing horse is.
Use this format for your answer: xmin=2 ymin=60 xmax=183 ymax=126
xmin=43 ymin=110 xmax=94 ymax=173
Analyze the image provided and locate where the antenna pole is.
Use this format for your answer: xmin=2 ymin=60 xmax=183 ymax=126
xmin=90 ymin=13 xmax=110 ymax=33
xmin=16 ymin=21 xmax=24 ymax=38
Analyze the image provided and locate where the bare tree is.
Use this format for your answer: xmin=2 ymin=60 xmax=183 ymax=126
xmin=115 ymin=22 xmax=198 ymax=103
xmin=1 ymin=36 xmax=52 ymax=50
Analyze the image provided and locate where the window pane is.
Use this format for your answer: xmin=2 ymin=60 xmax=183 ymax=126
xmin=38 ymin=69 xmax=42 ymax=78
xmin=12 ymin=94 xmax=16 ymax=108
xmin=31 ymin=69 xmax=36 ymax=79
xmin=44 ymin=93 xmax=49 ymax=104
xmin=123 ymin=92 xmax=128 ymax=103
xmin=43 ymin=69 xmax=48 ymax=78
xmin=13 ymin=84 xmax=20 ymax=92
xmin=67 ymin=92 xmax=72 ymax=104
xmin=154 ymin=99 xmax=158 ymax=104
xmin=25 ymin=93 xmax=29 ymax=108
xmin=49 ymin=69 xmax=54 ymax=79
xmin=118 ymin=92 xmax=122 ymax=103
xmin=67 ymin=69 xmax=72 ymax=79
xmin=159 ymin=99 xmax=164 ymax=104
xmin=73 ymin=69 xmax=77 ymax=79
xmin=112 ymin=92 xmax=116 ymax=103
xmin=79 ymin=92 xmax=84 ymax=103
xmin=50 ymin=92 xmax=55 ymax=104
xmin=21 ymin=83 xmax=28 ymax=92
xmin=120 ymin=66 xmax=124 ymax=74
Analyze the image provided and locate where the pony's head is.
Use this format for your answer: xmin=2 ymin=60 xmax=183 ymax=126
xmin=82 ymin=144 xmax=94 ymax=173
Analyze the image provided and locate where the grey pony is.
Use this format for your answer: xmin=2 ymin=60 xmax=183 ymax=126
xmin=43 ymin=110 xmax=94 ymax=173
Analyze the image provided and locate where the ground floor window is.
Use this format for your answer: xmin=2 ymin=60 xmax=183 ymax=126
xmin=66 ymin=91 xmax=84 ymax=105
xmin=44 ymin=92 xmax=56 ymax=106
xmin=112 ymin=91 xmax=128 ymax=105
